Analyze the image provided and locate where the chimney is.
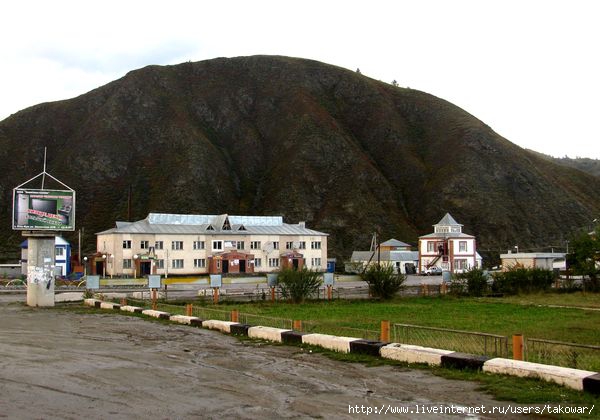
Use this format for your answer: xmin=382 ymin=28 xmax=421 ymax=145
xmin=299 ymin=221 xmax=306 ymax=228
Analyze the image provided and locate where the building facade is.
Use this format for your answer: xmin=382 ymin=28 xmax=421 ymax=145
xmin=348 ymin=238 xmax=418 ymax=274
xmin=94 ymin=213 xmax=328 ymax=277
xmin=418 ymin=213 xmax=481 ymax=274
xmin=499 ymin=252 xmax=565 ymax=271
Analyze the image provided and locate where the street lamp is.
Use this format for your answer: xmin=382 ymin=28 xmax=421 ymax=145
xmin=102 ymin=254 xmax=107 ymax=278
xmin=83 ymin=256 xmax=88 ymax=277
xmin=109 ymin=255 xmax=114 ymax=279
xmin=514 ymin=245 xmax=519 ymax=254
xmin=133 ymin=254 xmax=139 ymax=279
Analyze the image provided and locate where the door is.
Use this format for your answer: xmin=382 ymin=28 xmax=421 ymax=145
xmin=140 ymin=262 xmax=151 ymax=276
xmin=292 ymin=258 xmax=299 ymax=270
xmin=95 ymin=261 xmax=104 ymax=276
xmin=239 ymin=259 xmax=246 ymax=273
xmin=222 ymin=259 xmax=229 ymax=274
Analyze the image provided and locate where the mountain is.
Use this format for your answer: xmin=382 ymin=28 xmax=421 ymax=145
xmin=527 ymin=150 xmax=600 ymax=178
xmin=1 ymin=55 xmax=599 ymax=262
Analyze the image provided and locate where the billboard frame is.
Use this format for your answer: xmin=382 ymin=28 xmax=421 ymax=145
xmin=12 ymin=153 xmax=76 ymax=232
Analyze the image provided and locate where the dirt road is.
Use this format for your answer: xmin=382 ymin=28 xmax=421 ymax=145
xmin=0 ymin=299 xmax=519 ymax=419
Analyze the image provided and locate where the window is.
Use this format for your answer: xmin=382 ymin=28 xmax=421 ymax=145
xmin=250 ymin=241 xmax=261 ymax=250
xmin=273 ymin=241 xmax=280 ymax=250
xmin=268 ymin=258 xmax=280 ymax=268
xmin=156 ymin=259 xmax=164 ymax=269
xmin=427 ymin=242 xmax=435 ymax=253
xmin=299 ymin=241 xmax=306 ymax=250
xmin=171 ymin=241 xmax=183 ymax=250
xmin=212 ymin=240 xmax=223 ymax=251
xmin=172 ymin=259 xmax=184 ymax=269
xmin=237 ymin=241 xmax=245 ymax=250
xmin=254 ymin=258 xmax=262 ymax=268
xmin=459 ymin=241 xmax=467 ymax=252
xmin=311 ymin=258 xmax=322 ymax=267
xmin=454 ymin=259 xmax=468 ymax=270
xmin=206 ymin=225 xmax=215 ymax=231
xmin=123 ymin=259 xmax=132 ymax=269
xmin=193 ymin=241 xmax=205 ymax=250
xmin=55 ymin=247 xmax=64 ymax=257
xmin=194 ymin=258 xmax=206 ymax=268
xmin=155 ymin=241 xmax=163 ymax=250
xmin=123 ymin=240 xmax=132 ymax=249
xmin=311 ymin=241 xmax=321 ymax=250
xmin=285 ymin=241 xmax=294 ymax=250
xmin=140 ymin=240 xmax=149 ymax=249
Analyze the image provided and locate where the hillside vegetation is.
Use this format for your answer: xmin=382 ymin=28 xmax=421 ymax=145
xmin=1 ymin=55 xmax=599 ymax=261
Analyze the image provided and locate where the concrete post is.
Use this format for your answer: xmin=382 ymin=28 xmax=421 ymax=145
xmin=26 ymin=236 xmax=56 ymax=307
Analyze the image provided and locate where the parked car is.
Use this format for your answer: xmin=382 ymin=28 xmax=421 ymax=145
xmin=423 ymin=266 xmax=443 ymax=275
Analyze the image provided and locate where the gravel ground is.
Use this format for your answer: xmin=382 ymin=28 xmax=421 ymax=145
xmin=0 ymin=298 xmax=523 ymax=419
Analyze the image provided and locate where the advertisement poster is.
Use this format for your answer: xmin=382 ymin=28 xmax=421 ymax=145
xmin=13 ymin=188 xmax=75 ymax=231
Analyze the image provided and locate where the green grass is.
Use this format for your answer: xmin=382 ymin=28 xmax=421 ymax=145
xmin=205 ymin=294 xmax=600 ymax=345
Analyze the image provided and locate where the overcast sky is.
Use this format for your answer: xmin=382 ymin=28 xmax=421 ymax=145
xmin=2 ymin=0 xmax=599 ymax=159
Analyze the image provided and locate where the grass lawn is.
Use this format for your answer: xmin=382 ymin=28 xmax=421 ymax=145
xmin=204 ymin=293 xmax=600 ymax=345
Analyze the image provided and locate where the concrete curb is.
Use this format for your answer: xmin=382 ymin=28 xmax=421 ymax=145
xmin=281 ymin=330 xmax=307 ymax=345
xmin=583 ymin=373 xmax=600 ymax=394
xmin=86 ymin=301 xmax=600 ymax=394
xmin=202 ymin=320 xmax=237 ymax=333
xmin=441 ymin=352 xmax=490 ymax=370
xmin=380 ymin=343 xmax=454 ymax=366
xmin=248 ymin=326 xmax=291 ymax=343
xmin=349 ymin=340 xmax=388 ymax=357
xmin=230 ymin=324 xmax=251 ymax=336
xmin=483 ymin=358 xmax=597 ymax=391
xmin=99 ymin=302 xmax=121 ymax=310
xmin=302 ymin=333 xmax=360 ymax=353
xmin=120 ymin=305 xmax=143 ymax=314
xmin=141 ymin=309 xmax=171 ymax=319
xmin=169 ymin=315 xmax=200 ymax=325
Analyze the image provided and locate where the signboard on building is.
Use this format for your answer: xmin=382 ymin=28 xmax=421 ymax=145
xmin=12 ymin=188 xmax=75 ymax=231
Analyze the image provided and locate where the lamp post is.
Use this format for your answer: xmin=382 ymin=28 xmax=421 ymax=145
xmin=83 ymin=256 xmax=88 ymax=277
xmin=133 ymin=254 xmax=139 ymax=279
xmin=102 ymin=254 xmax=107 ymax=278
xmin=514 ymin=245 xmax=519 ymax=254
xmin=109 ymin=255 xmax=114 ymax=279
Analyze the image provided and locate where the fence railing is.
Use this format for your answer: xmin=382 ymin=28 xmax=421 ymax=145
xmin=525 ymin=338 xmax=600 ymax=372
xmin=392 ymin=323 xmax=509 ymax=358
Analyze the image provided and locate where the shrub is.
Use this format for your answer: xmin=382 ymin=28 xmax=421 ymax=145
xmin=492 ymin=267 xmax=554 ymax=295
xmin=277 ymin=267 xmax=323 ymax=303
xmin=451 ymin=268 xmax=489 ymax=297
xmin=360 ymin=264 xmax=405 ymax=300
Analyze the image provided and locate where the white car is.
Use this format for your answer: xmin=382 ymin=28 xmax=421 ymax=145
xmin=423 ymin=266 xmax=443 ymax=275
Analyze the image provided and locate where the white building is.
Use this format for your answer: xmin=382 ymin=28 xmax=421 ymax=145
xmin=418 ymin=213 xmax=482 ymax=274
xmin=348 ymin=238 xmax=418 ymax=274
xmin=500 ymin=252 xmax=565 ymax=271
xmin=93 ymin=213 xmax=328 ymax=277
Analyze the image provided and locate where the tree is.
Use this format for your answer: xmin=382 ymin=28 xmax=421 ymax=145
xmin=567 ymin=226 xmax=600 ymax=291
xmin=276 ymin=267 xmax=323 ymax=303
xmin=360 ymin=264 xmax=405 ymax=299
xmin=391 ymin=80 xmax=399 ymax=87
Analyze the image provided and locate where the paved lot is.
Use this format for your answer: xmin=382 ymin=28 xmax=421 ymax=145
xmin=0 ymin=298 xmax=519 ymax=419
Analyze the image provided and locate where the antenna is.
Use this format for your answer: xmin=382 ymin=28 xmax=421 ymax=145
xmin=42 ymin=147 xmax=47 ymax=189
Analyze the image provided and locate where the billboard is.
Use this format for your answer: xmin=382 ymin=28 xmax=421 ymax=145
xmin=13 ymin=188 xmax=75 ymax=231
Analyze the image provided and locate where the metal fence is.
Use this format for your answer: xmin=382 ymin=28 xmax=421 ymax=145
xmin=525 ymin=338 xmax=600 ymax=372
xmin=302 ymin=320 xmax=381 ymax=341
xmin=392 ymin=323 xmax=509 ymax=358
